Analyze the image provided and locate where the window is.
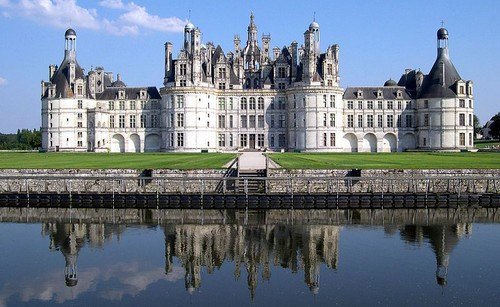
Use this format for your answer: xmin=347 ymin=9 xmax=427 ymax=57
xmin=459 ymin=99 xmax=465 ymax=108
xmin=397 ymin=115 xmax=402 ymax=128
xmin=110 ymin=115 xmax=115 ymax=128
xmin=423 ymin=114 xmax=429 ymax=126
xmin=169 ymin=114 xmax=174 ymax=127
xmin=78 ymin=100 xmax=83 ymax=108
xmin=278 ymin=82 xmax=286 ymax=90
xmin=330 ymin=114 xmax=335 ymax=127
xmin=258 ymin=115 xmax=264 ymax=128
xmin=218 ymin=98 xmax=226 ymax=110
xmin=423 ymin=137 xmax=427 ymax=146
xmin=177 ymin=113 xmax=184 ymax=127
xmin=177 ymin=133 xmax=184 ymax=146
xmin=240 ymin=134 xmax=248 ymax=147
xmin=141 ymin=115 xmax=146 ymax=128
xmin=469 ymin=100 xmax=472 ymax=108
xmin=323 ymin=113 xmax=327 ymax=126
xmin=302 ymin=97 xmax=306 ymax=107
xmin=367 ymin=115 xmax=373 ymax=128
xmin=270 ymin=115 xmax=275 ymax=128
xmin=459 ymin=86 xmax=465 ymax=94
xmin=77 ymin=141 xmax=83 ymax=147
xmin=323 ymin=133 xmax=327 ymax=146
xmin=278 ymin=67 xmax=287 ymax=78
xmin=229 ymin=97 xmax=234 ymax=109
xmin=141 ymin=100 xmax=147 ymax=109
xmin=249 ymin=115 xmax=256 ymax=128
xmin=378 ymin=101 xmax=383 ymax=109
xmin=279 ymin=97 xmax=286 ymax=109
xmin=406 ymin=101 xmax=411 ymax=109
xmin=347 ymin=115 xmax=354 ymax=128
xmin=459 ymin=133 xmax=465 ymax=146
xmin=130 ymin=115 xmax=136 ymax=128
xmin=278 ymin=134 xmax=286 ymax=147
xmin=249 ymin=97 xmax=256 ymax=110
xmin=279 ymin=115 xmax=286 ymax=128
xmin=424 ymin=100 xmax=429 ymax=108
xmin=387 ymin=115 xmax=393 ymax=128
xmin=327 ymin=64 xmax=333 ymax=75
xmin=398 ymin=101 xmax=402 ymax=109
xmin=218 ymin=134 xmax=226 ymax=147
xmin=270 ymin=134 xmax=275 ymax=147
xmin=378 ymin=115 xmax=383 ymax=128
xmin=240 ymin=97 xmax=247 ymax=110
xmin=180 ymin=64 xmax=187 ymax=75
xmin=469 ymin=133 xmax=472 ymax=146
xmin=241 ymin=115 xmax=247 ymax=128
xmin=218 ymin=67 xmax=226 ymax=79
xmin=130 ymin=101 xmax=136 ymax=109
xmin=257 ymin=134 xmax=264 ymax=147
xmin=77 ymin=113 xmax=82 ymax=119
xmin=229 ymin=134 xmax=234 ymax=147
xmin=323 ymin=95 xmax=327 ymax=108
xmin=179 ymin=80 xmax=186 ymax=87
xmin=119 ymin=115 xmax=125 ymax=128
xmin=229 ymin=115 xmax=233 ymax=128
xmin=293 ymin=113 xmax=297 ymax=127
xmin=218 ymin=83 xmax=226 ymax=90
xmin=218 ymin=115 xmax=226 ymax=128
xmin=459 ymin=113 xmax=465 ymax=126
xmin=357 ymin=101 xmax=363 ymax=109
xmin=367 ymin=101 xmax=373 ymax=109
xmin=77 ymin=132 xmax=82 ymax=138
xmin=358 ymin=115 xmax=363 ymax=127
xmin=328 ymin=80 xmax=333 ymax=86
xmin=151 ymin=114 xmax=158 ymax=128
xmin=176 ymin=95 xmax=184 ymax=108
xmin=258 ymin=97 xmax=264 ymax=110
xmin=469 ymin=114 xmax=472 ymax=126
xmin=109 ymin=101 xmax=115 ymax=110
xmin=387 ymin=101 xmax=393 ymax=109
xmin=347 ymin=101 xmax=353 ymax=109
xmin=405 ymin=115 xmax=412 ymax=128
xmin=330 ymin=133 xmax=336 ymax=146
xmin=330 ymin=95 xmax=335 ymax=108
xmin=119 ymin=101 xmax=125 ymax=110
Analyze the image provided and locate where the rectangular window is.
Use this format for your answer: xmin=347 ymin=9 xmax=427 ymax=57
xmin=77 ymin=141 xmax=83 ymax=147
xmin=218 ymin=134 xmax=226 ymax=147
xmin=218 ymin=98 xmax=226 ymax=110
xmin=177 ymin=113 xmax=184 ymax=127
xmin=229 ymin=134 xmax=234 ymax=147
xmin=218 ymin=83 xmax=226 ymax=90
xmin=279 ymin=97 xmax=286 ymax=109
xmin=141 ymin=100 xmax=147 ymax=109
xmin=169 ymin=114 xmax=174 ymax=128
xmin=406 ymin=101 xmax=411 ymax=109
xmin=278 ymin=82 xmax=286 ymax=90
xmin=270 ymin=98 xmax=275 ymax=109
xmin=240 ymin=134 xmax=248 ymax=147
xmin=151 ymin=114 xmax=158 ymax=128
xmin=258 ymin=115 xmax=264 ymax=128
xmin=141 ymin=115 xmax=146 ymax=128
xmin=218 ymin=67 xmax=226 ymax=79
xmin=459 ymin=113 xmax=465 ymax=126
xmin=119 ymin=101 xmax=125 ymax=110
xmin=387 ymin=101 xmax=393 ymax=109
xmin=387 ymin=115 xmax=394 ymax=128
xmin=130 ymin=101 xmax=136 ymax=109
xmin=278 ymin=134 xmax=285 ymax=147
xmin=179 ymin=80 xmax=186 ymax=87
xmin=424 ymin=100 xmax=429 ymax=108
xmin=270 ymin=134 xmax=275 ymax=147
xmin=270 ymin=115 xmax=275 ymax=128
xmin=176 ymin=95 xmax=184 ymax=108
xmin=249 ymin=98 xmax=256 ymax=110
xmin=218 ymin=115 xmax=226 ymax=128
xmin=240 ymin=98 xmax=247 ymax=110
xmin=77 ymin=100 xmax=83 ymax=108
xmin=469 ymin=100 xmax=472 ymax=108
xmin=423 ymin=114 xmax=429 ymax=126
xmin=177 ymin=133 xmax=184 ymax=146
xmin=229 ymin=115 xmax=234 ymax=128
xmin=469 ymin=133 xmax=472 ymax=146
xmin=397 ymin=115 xmax=402 ymax=127
xmin=347 ymin=101 xmax=354 ymax=109
xmin=119 ymin=115 xmax=125 ymax=128
xmin=77 ymin=113 xmax=82 ymax=119
xmin=323 ymin=113 xmax=327 ymax=127
xmin=330 ymin=114 xmax=335 ymax=127
xmin=327 ymin=64 xmax=333 ymax=75
xmin=110 ymin=115 xmax=115 ymax=128
xmin=347 ymin=115 xmax=354 ymax=128
xmin=378 ymin=115 xmax=383 ymax=128
xmin=169 ymin=133 xmax=174 ymax=147
xmin=469 ymin=114 xmax=472 ymax=126
xmin=357 ymin=101 xmax=363 ymax=109
xmin=278 ymin=67 xmax=287 ymax=78
xmin=77 ymin=132 xmax=82 ymax=138
xmin=367 ymin=101 xmax=373 ymax=109
xmin=459 ymin=133 xmax=465 ymax=146
xmin=130 ymin=115 xmax=136 ymax=128
xmin=279 ymin=115 xmax=286 ymax=128
xmin=109 ymin=101 xmax=115 ymax=110
xmin=229 ymin=97 xmax=234 ymax=110
xmin=357 ymin=115 xmax=363 ymax=128
xmin=378 ymin=101 xmax=383 ymax=109
xmin=398 ymin=101 xmax=402 ymax=109
xmin=330 ymin=133 xmax=336 ymax=146
xmin=323 ymin=95 xmax=327 ymax=108
xmin=459 ymin=99 xmax=465 ymax=108
xmin=323 ymin=133 xmax=327 ymax=147
xmin=180 ymin=64 xmax=187 ymax=75
xmin=405 ymin=115 xmax=412 ymax=128
xmin=257 ymin=134 xmax=264 ymax=147
xmin=258 ymin=97 xmax=265 ymax=110
xmin=241 ymin=115 xmax=247 ymax=128
xmin=367 ymin=115 xmax=373 ymax=128
xmin=249 ymin=115 xmax=256 ymax=128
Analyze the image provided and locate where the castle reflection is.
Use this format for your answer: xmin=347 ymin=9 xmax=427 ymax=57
xmin=38 ymin=210 xmax=473 ymax=297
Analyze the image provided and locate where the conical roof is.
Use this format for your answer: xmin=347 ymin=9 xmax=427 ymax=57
xmin=418 ymin=48 xmax=461 ymax=99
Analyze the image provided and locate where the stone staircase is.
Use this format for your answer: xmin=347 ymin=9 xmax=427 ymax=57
xmin=237 ymin=169 xmax=266 ymax=193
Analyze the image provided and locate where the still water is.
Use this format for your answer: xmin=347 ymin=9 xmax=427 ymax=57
xmin=0 ymin=208 xmax=499 ymax=306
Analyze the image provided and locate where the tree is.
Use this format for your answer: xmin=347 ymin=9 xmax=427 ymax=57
xmin=490 ymin=112 xmax=500 ymax=139
xmin=473 ymin=115 xmax=481 ymax=135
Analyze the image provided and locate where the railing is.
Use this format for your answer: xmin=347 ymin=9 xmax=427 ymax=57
xmin=0 ymin=175 xmax=499 ymax=196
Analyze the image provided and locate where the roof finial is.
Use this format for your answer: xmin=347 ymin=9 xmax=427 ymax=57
xmin=188 ymin=9 xmax=191 ymax=21
xmin=441 ymin=20 xmax=445 ymax=27
xmin=313 ymin=12 xmax=316 ymax=22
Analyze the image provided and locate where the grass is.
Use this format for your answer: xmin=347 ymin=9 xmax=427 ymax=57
xmin=0 ymin=152 xmax=236 ymax=169
xmin=269 ymin=152 xmax=500 ymax=169
xmin=475 ymin=139 xmax=500 ymax=149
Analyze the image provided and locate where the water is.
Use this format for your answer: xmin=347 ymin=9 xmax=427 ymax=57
xmin=0 ymin=208 xmax=499 ymax=306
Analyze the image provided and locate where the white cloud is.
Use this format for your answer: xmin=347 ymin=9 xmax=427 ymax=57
xmin=99 ymin=0 xmax=124 ymax=10
xmin=0 ymin=77 xmax=7 ymax=86
xmin=1 ymin=0 xmax=185 ymax=35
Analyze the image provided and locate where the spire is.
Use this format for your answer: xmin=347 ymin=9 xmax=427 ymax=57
xmin=247 ymin=12 xmax=257 ymax=43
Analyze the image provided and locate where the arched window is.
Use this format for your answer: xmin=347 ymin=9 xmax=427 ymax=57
xmin=258 ymin=97 xmax=264 ymax=110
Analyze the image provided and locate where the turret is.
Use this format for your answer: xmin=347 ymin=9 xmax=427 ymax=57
xmin=64 ymin=28 xmax=76 ymax=61
xmin=184 ymin=22 xmax=195 ymax=54
xmin=164 ymin=42 xmax=173 ymax=85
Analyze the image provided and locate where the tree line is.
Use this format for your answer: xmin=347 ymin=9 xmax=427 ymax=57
xmin=0 ymin=129 xmax=42 ymax=150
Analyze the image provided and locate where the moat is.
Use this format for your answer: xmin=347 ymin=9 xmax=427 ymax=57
xmin=0 ymin=208 xmax=499 ymax=306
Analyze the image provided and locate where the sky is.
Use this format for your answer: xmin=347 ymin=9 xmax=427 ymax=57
xmin=0 ymin=0 xmax=499 ymax=133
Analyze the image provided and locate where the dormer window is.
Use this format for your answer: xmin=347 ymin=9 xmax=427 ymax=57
xmin=118 ymin=90 xmax=125 ymax=99
xmin=377 ymin=90 xmax=383 ymax=98
xmin=396 ymin=90 xmax=402 ymax=98
xmin=459 ymin=85 xmax=465 ymax=94
xmin=356 ymin=90 xmax=363 ymax=98
xmin=140 ymin=90 xmax=146 ymax=99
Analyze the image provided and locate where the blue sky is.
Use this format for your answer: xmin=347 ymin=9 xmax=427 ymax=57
xmin=0 ymin=0 xmax=498 ymax=133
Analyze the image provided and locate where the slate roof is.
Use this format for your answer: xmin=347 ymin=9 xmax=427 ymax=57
xmin=418 ymin=49 xmax=461 ymax=99
xmin=96 ymin=87 xmax=161 ymax=100
xmin=343 ymin=86 xmax=411 ymax=100
xmin=45 ymin=58 xmax=85 ymax=98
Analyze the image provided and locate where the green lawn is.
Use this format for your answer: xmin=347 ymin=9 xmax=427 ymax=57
xmin=475 ymin=139 xmax=500 ymax=149
xmin=0 ymin=152 xmax=236 ymax=169
xmin=269 ymin=152 xmax=500 ymax=169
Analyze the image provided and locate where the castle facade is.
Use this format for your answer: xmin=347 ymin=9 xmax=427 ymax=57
xmin=41 ymin=15 xmax=475 ymax=152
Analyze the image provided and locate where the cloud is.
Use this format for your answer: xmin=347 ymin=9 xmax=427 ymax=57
xmin=1 ymin=1 xmax=185 ymax=35
xmin=0 ymin=77 xmax=7 ymax=86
